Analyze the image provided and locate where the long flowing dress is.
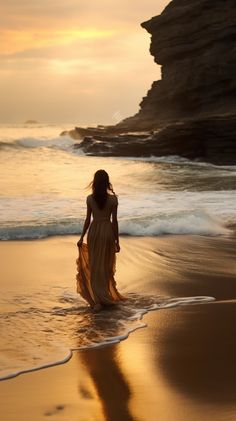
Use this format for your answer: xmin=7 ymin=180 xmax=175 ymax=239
xmin=76 ymin=194 xmax=124 ymax=307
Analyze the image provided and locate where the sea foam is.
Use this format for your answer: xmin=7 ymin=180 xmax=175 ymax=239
xmin=0 ymin=210 xmax=230 ymax=240
xmin=0 ymin=135 xmax=76 ymax=151
xmin=0 ymin=292 xmax=215 ymax=381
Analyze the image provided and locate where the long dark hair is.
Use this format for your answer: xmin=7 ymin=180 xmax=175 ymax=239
xmin=89 ymin=170 xmax=115 ymax=209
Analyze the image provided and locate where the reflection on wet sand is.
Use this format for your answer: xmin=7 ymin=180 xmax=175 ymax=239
xmin=75 ymin=235 xmax=236 ymax=421
xmin=76 ymin=302 xmax=135 ymax=421
xmin=152 ymin=235 xmax=236 ymax=300
xmin=155 ymin=301 xmax=236 ymax=405
xmin=148 ymin=234 xmax=236 ymax=416
xmin=1 ymin=235 xmax=236 ymax=421
xmin=79 ymin=346 xmax=134 ymax=421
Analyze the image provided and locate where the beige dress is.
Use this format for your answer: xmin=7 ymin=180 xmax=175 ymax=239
xmin=76 ymin=194 xmax=124 ymax=307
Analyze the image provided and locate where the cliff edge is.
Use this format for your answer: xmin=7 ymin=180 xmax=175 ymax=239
xmin=67 ymin=0 xmax=236 ymax=164
xmin=120 ymin=0 xmax=236 ymax=129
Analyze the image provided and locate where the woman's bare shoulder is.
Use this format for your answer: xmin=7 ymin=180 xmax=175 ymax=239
xmin=86 ymin=194 xmax=93 ymax=203
xmin=109 ymin=194 xmax=118 ymax=204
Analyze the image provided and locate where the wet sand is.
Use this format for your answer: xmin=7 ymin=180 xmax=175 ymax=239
xmin=0 ymin=235 xmax=236 ymax=421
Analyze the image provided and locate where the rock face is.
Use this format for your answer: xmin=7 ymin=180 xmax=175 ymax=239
xmin=120 ymin=0 xmax=236 ymax=129
xmin=66 ymin=0 xmax=236 ymax=164
xmin=73 ymin=116 xmax=236 ymax=165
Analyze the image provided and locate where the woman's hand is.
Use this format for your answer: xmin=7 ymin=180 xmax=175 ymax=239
xmin=115 ymin=243 xmax=120 ymax=253
xmin=77 ymin=238 xmax=83 ymax=248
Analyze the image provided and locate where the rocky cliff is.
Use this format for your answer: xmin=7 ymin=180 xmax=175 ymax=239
xmin=120 ymin=0 xmax=236 ymax=129
xmin=66 ymin=0 xmax=236 ymax=164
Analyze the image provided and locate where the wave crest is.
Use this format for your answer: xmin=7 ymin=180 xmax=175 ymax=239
xmin=119 ymin=210 xmax=229 ymax=236
xmin=0 ymin=136 xmax=77 ymax=151
xmin=0 ymin=210 xmax=229 ymax=240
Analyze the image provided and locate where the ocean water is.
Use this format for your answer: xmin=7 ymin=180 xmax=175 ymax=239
xmin=0 ymin=123 xmax=236 ymax=380
xmin=1 ymin=123 xmax=236 ymax=240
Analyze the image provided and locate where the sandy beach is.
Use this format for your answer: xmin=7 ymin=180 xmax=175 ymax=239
xmin=1 ymin=0 xmax=236 ymax=419
xmin=1 ymin=235 xmax=236 ymax=421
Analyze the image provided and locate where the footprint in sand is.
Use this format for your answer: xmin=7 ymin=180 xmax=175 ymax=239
xmin=44 ymin=404 xmax=65 ymax=416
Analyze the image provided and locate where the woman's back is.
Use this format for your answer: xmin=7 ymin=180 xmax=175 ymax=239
xmin=87 ymin=194 xmax=117 ymax=221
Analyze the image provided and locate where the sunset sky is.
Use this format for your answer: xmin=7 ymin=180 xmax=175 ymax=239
xmin=0 ymin=1 xmax=169 ymax=125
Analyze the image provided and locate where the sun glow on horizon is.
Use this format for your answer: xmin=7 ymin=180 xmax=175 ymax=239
xmin=0 ymin=0 xmax=168 ymax=124
xmin=0 ymin=28 xmax=117 ymax=55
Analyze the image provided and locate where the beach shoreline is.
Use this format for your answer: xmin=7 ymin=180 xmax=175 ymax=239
xmin=1 ymin=234 xmax=236 ymax=420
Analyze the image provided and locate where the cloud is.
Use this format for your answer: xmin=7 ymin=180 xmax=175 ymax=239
xmin=0 ymin=27 xmax=118 ymax=56
xmin=0 ymin=1 xmax=168 ymax=28
xmin=0 ymin=0 xmax=168 ymax=123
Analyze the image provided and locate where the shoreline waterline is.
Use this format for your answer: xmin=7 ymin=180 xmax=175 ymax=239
xmin=0 ymin=294 xmax=215 ymax=382
xmin=2 ymin=233 xmax=236 ymax=382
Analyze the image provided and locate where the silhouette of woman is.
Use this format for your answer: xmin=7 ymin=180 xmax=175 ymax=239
xmin=76 ymin=170 xmax=124 ymax=311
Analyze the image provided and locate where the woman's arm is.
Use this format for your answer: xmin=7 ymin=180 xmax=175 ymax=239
xmin=111 ymin=198 xmax=120 ymax=252
xmin=77 ymin=200 xmax=92 ymax=247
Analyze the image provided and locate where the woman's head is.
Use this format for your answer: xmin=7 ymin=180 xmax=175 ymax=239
xmin=90 ymin=169 xmax=114 ymax=209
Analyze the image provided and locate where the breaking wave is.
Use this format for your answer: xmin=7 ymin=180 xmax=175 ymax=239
xmin=0 ymin=136 xmax=78 ymax=151
xmin=0 ymin=210 xmax=230 ymax=240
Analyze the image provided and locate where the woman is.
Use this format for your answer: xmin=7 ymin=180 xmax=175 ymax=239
xmin=76 ymin=170 xmax=124 ymax=311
